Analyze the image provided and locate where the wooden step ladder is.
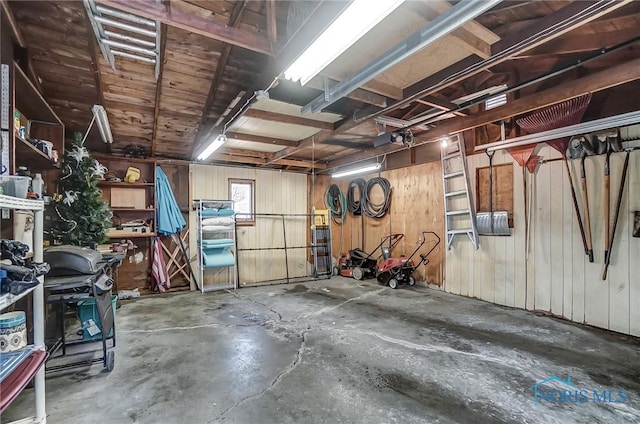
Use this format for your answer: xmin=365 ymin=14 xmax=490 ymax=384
xmin=441 ymin=133 xmax=479 ymax=250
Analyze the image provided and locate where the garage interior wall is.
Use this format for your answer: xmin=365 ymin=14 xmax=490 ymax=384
xmin=446 ymin=146 xmax=640 ymax=337
xmin=190 ymin=164 xmax=308 ymax=287
xmin=311 ymin=161 xmax=445 ymax=285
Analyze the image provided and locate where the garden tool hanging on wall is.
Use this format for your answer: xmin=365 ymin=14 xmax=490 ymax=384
xmin=507 ymin=144 xmax=541 ymax=259
xmin=597 ymin=131 xmax=623 ymax=263
xmin=568 ymin=135 xmax=595 ymax=262
xmin=517 ymin=94 xmax=592 ymax=261
xmin=602 ymin=147 xmax=634 ymax=280
xmin=477 ymin=150 xmax=510 ymax=236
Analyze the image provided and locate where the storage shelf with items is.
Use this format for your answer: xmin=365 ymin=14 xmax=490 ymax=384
xmin=0 ymin=194 xmax=47 ymax=423
xmin=195 ymin=200 xmax=237 ymax=293
xmin=94 ymin=155 xmax=156 ymax=292
xmin=13 ymin=63 xmax=64 ymax=174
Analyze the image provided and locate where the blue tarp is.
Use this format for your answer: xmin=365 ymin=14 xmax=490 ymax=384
xmin=156 ymin=166 xmax=186 ymax=236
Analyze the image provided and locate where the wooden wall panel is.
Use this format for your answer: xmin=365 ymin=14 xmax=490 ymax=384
xmin=446 ymin=145 xmax=640 ymax=337
xmin=629 ymin=153 xmax=640 ymax=336
xmin=189 ymin=164 xmax=308 ymax=288
xmin=311 ymin=161 xmax=445 ymax=285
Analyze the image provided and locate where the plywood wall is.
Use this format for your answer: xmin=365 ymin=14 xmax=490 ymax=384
xmin=446 ymin=145 xmax=640 ymax=337
xmin=190 ymin=164 xmax=308 ymax=287
xmin=311 ymin=161 xmax=445 ymax=285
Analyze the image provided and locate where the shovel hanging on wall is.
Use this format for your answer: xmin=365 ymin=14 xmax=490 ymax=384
xmin=477 ymin=151 xmax=510 ymax=236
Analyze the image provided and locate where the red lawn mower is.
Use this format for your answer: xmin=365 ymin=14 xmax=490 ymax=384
xmin=376 ymin=231 xmax=440 ymax=289
xmin=334 ymin=233 xmax=404 ymax=280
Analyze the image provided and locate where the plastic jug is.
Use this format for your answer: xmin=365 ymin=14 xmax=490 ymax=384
xmin=32 ymin=173 xmax=44 ymax=198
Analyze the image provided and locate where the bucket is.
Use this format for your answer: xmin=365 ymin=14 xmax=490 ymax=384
xmin=0 ymin=311 xmax=27 ymax=352
xmin=77 ymin=295 xmax=117 ymax=340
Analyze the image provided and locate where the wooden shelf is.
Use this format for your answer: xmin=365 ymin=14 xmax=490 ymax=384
xmin=14 ymin=64 xmax=61 ymax=124
xmin=14 ymin=135 xmax=60 ymax=170
xmin=106 ymin=232 xmax=156 ymax=239
xmin=110 ymin=208 xmax=155 ymax=212
xmin=98 ymin=181 xmax=154 ymax=187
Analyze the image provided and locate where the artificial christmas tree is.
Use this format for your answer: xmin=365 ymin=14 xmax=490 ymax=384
xmin=47 ymin=135 xmax=112 ymax=245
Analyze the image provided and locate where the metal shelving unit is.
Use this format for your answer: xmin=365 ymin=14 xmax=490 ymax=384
xmin=0 ymin=194 xmax=47 ymax=423
xmin=194 ymin=199 xmax=237 ymax=292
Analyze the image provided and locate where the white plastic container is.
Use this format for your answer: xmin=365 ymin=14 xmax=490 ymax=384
xmin=0 ymin=175 xmax=31 ymax=198
xmin=32 ymin=173 xmax=44 ymax=198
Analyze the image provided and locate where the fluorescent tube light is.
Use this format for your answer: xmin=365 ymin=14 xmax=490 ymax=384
xmin=283 ymin=0 xmax=405 ymax=86
xmin=91 ymin=105 xmax=113 ymax=144
xmin=332 ymin=163 xmax=381 ymax=178
xmin=197 ymin=134 xmax=227 ymax=161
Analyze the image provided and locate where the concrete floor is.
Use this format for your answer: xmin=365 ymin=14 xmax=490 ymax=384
xmin=4 ymin=277 xmax=640 ymax=423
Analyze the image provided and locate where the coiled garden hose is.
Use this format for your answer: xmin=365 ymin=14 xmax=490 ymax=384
xmin=325 ymin=184 xmax=347 ymax=225
xmin=347 ymin=178 xmax=366 ymax=215
xmin=363 ymin=177 xmax=392 ymax=218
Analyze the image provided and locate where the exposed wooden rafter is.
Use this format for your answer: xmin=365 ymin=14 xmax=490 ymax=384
xmin=211 ymin=149 xmax=326 ymax=169
xmin=226 ymin=132 xmax=299 ymax=148
xmin=94 ymin=0 xmax=274 ymax=55
xmin=267 ymin=106 xmax=381 ymax=163
xmin=266 ymin=0 xmax=277 ymax=44
xmin=1 ymin=0 xmax=25 ymax=47
xmin=306 ymin=77 xmax=388 ymax=108
xmin=190 ymin=0 xmax=248 ymax=159
xmin=328 ymin=56 xmax=640 ymax=169
xmin=518 ymin=28 xmax=640 ymax=58
xmin=2 ymin=0 xmax=44 ymax=95
xmin=243 ymin=109 xmax=335 ymax=130
xmin=403 ymin=0 xmax=633 ymax=108
xmin=150 ymin=23 xmax=168 ymax=156
xmin=418 ymin=0 xmax=500 ymax=59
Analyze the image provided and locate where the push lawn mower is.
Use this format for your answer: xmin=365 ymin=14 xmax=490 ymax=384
xmin=376 ymin=231 xmax=440 ymax=289
xmin=334 ymin=233 xmax=404 ymax=280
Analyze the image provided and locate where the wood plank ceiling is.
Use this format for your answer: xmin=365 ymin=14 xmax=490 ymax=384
xmin=5 ymin=0 xmax=640 ymax=172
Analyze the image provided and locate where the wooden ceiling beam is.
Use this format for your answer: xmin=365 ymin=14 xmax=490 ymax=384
xmin=210 ymin=151 xmax=324 ymax=170
xmin=274 ymin=158 xmax=326 ymax=169
xmin=190 ymin=0 xmax=248 ymax=159
xmin=415 ymin=97 xmax=467 ymax=116
xmin=1 ymin=0 xmax=25 ymax=47
xmin=150 ymin=24 xmax=168 ymax=156
xmin=3 ymin=1 xmax=44 ymax=95
xmin=306 ymin=77 xmax=388 ymax=108
xmin=95 ymin=0 xmax=274 ymax=55
xmin=83 ymin=9 xmax=110 ymax=151
xmin=518 ymin=28 xmax=640 ymax=58
xmin=404 ymin=1 xmax=631 ymax=102
xmin=266 ymin=0 xmax=277 ymax=44
xmin=267 ymin=105 xmax=380 ymax=163
xmin=418 ymin=0 xmax=500 ymax=59
xmin=243 ymin=108 xmax=335 ymax=130
xmin=219 ymin=147 xmax=272 ymax=159
xmin=226 ymin=131 xmax=299 ymax=148
xmin=328 ymin=56 xmax=640 ymax=169
xmin=361 ymin=79 xmax=403 ymax=100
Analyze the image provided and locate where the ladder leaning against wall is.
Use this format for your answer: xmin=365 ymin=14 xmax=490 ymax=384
xmin=441 ymin=133 xmax=479 ymax=250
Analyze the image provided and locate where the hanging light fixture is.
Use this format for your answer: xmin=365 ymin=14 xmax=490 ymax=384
xmin=283 ymin=0 xmax=405 ymax=86
xmin=332 ymin=163 xmax=381 ymax=178
xmin=197 ymin=134 xmax=228 ymax=161
xmin=91 ymin=105 xmax=113 ymax=144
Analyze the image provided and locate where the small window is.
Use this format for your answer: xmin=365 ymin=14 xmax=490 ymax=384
xmin=229 ymin=179 xmax=255 ymax=226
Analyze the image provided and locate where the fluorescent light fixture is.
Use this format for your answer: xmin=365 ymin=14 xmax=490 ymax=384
xmin=283 ymin=0 xmax=405 ymax=86
xmin=197 ymin=134 xmax=227 ymax=161
xmin=332 ymin=163 xmax=381 ymax=178
xmin=91 ymin=105 xmax=113 ymax=144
